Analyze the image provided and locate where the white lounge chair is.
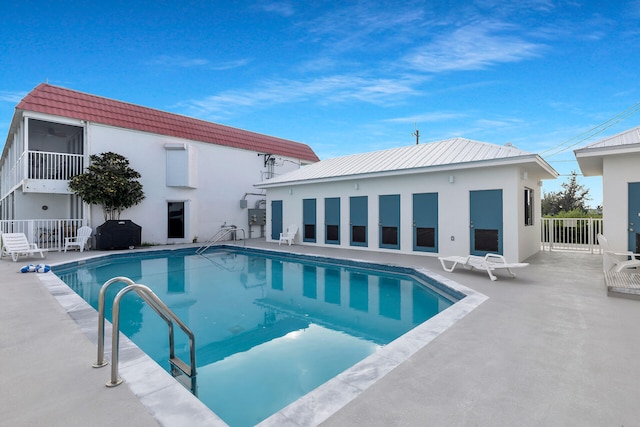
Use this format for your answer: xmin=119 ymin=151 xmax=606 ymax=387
xmin=597 ymin=234 xmax=640 ymax=272
xmin=64 ymin=226 xmax=92 ymax=252
xmin=439 ymin=253 xmax=529 ymax=281
xmin=1 ymin=233 xmax=48 ymax=262
xmin=279 ymin=224 xmax=298 ymax=246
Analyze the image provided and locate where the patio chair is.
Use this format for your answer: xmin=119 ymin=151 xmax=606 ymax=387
xmin=279 ymin=224 xmax=298 ymax=246
xmin=597 ymin=234 xmax=640 ymax=272
xmin=1 ymin=233 xmax=48 ymax=262
xmin=438 ymin=253 xmax=529 ymax=281
xmin=64 ymin=226 xmax=92 ymax=253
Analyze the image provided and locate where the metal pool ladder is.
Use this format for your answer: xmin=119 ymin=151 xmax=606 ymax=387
xmin=93 ymin=277 xmax=197 ymax=394
xmin=196 ymin=225 xmax=246 ymax=254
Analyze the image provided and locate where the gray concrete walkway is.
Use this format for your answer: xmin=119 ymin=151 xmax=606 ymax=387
xmin=1 ymin=243 xmax=639 ymax=426
xmin=0 ymin=251 xmax=160 ymax=427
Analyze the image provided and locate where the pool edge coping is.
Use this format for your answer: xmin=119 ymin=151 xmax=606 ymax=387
xmin=40 ymin=246 xmax=488 ymax=427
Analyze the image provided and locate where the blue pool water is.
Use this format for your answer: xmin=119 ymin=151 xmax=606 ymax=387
xmin=54 ymin=247 xmax=459 ymax=426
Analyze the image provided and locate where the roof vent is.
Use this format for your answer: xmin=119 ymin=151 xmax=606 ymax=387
xmin=504 ymin=142 xmax=514 ymax=147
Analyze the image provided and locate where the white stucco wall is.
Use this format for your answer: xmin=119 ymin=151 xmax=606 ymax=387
xmin=14 ymin=192 xmax=72 ymax=219
xmin=85 ymin=122 xmax=303 ymax=244
xmin=519 ymin=174 xmax=545 ymax=260
xmin=264 ymin=165 xmax=546 ymax=262
xmin=602 ymin=152 xmax=640 ymax=250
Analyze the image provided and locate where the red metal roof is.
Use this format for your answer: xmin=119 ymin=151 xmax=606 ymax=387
xmin=17 ymin=83 xmax=320 ymax=162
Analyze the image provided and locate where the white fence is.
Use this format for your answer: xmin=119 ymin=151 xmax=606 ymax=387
xmin=0 ymin=219 xmax=87 ymax=251
xmin=541 ymin=217 xmax=603 ymax=253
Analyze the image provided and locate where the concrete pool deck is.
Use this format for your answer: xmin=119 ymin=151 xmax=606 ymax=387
xmin=1 ymin=241 xmax=639 ymax=426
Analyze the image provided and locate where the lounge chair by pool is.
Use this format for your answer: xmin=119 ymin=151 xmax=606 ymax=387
xmin=1 ymin=232 xmax=48 ymax=262
xmin=439 ymin=253 xmax=528 ymax=281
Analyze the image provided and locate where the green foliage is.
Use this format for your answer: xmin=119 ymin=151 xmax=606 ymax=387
xmin=542 ymin=171 xmax=591 ymax=216
xmin=550 ymin=208 xmax=600 ymax=218
xmin=69 ymin=152 xmax=145 ymax=221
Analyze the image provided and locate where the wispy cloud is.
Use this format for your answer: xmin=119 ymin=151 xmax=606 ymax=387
xmin=147 ymin=55 xmax=251 ymax=70
xmin=403 ymin=21 xmax=544 ymax=72
xmin=473 ymin=0 xmax=557 ymax=15
xmin=209 ymin=59 xmax=253 ymax=71
xmin=302 ymin=3 xmax=427 ymax=53
xmin=0 ymin=90 xmax=25 ymax=103
xmin=149 ymin=55 xmax=210 ymax=67
xmin=178 ymin=3 xmax=554 ymax=121
xmin=180 ymin=74 xmax=424 ymax=118
xmin=631 ymin=0 xmax=640 ymax=18
xmin=259 ymin=1 xmax=295 ymax=17
xmin=385 ymin=112 xmax=466 ymax=124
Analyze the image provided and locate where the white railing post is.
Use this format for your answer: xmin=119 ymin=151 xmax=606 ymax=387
xmin=540 ymin=217 xmax=602 ymax=253
xmin=0 ymin=218 xmax=87 ymax=251
xmin=587 ymin=218 xmax=594 ymax=253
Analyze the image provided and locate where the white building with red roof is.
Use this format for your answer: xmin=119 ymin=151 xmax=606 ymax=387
xmin=0 ymin=83 xmax=319 ymax=247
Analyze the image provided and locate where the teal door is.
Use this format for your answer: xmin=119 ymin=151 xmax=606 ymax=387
xmin=470 ymin=189 xmax=503 ymax=255
xmin=413 ymin=193 xmax=438 ymax=252
xmin=629 ymin=183 xmax=640 ymax=252
xmin=271 ymin=200 xmax=283 ymax=241
xmin=350 ymin=196 xmax=368 ymax=247
xmin=379 ymin=194 xmax=400 ymax=249
xmin=325 ymin=197 xmax=340 ymax=244
xmin=303 ymin=198 xmax=316 ymax=242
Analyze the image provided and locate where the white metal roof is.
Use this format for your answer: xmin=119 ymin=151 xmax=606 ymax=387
xmin=257 ymin=137 xmax=557 ymax=187
xmin=575 ymin=126 xmax=640 ymax=176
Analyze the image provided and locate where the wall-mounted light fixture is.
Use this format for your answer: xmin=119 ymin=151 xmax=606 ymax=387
xmin=354 ymin=183 xmax=359 ymax=190
xmin=288 ymin=188 xmax=293 ymax=195
xmin=521 ymin=172 xmax=528 ymax=180
xmin=448 ymin=175 xmax=455 ymax=184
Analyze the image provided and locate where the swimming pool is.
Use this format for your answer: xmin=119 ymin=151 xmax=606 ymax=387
xmin=50 ymin=246 xmax=484 ymax=426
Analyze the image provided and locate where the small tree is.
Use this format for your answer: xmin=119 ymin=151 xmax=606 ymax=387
xmin=69 ymin=152 xmax=145 ymax=221
xmin=542 ymin=171 xmax=591 ymax=216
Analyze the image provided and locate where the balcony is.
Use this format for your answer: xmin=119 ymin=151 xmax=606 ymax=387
xmin=23 ymin=150 xmax=84 ymax=193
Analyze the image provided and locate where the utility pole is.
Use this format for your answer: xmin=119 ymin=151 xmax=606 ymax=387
xmin=412 ymin=124 xmax=420 ymax=145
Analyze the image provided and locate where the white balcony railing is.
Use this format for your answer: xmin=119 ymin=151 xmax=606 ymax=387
xmin=28 ymin=151 xmax=84 ymax=180
xmin=541 ymin=217 xmax=603 ymax=253
xmin=0 ymin=219 xmax=87 ymax=251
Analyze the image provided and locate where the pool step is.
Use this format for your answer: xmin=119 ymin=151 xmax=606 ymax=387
xmin=170 ymin=357 xmax=198 ymax=396
xmin=170 ymin=357 xmax=193 ymax=377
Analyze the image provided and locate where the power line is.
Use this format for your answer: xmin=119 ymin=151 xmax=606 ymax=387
xmin=541 ymin=101 xmax=640 ymax=158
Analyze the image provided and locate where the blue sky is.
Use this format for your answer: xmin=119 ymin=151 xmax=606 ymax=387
xmin=2 ymin=0 xmax=640 ymax=208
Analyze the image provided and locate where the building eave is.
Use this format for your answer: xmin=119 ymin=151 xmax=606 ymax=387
xmin=574 ymin=143 xmax=640 ymax=177
xmin=256 ymin=154 xmax=558 ymax=189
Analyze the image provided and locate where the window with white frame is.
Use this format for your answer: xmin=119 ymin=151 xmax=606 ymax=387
xmin=524 ymin=187 xmax=534 ymax=226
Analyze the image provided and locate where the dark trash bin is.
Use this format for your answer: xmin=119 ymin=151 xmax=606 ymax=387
xmin=95 ymin=220 xmax=142 ymax=250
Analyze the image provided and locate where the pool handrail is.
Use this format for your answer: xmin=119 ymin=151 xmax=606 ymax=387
xmin=196 ymin=226 xmax=246 ymax=254
xmin=93 ymin=276 xmax=135 ymax=368
xmin=93 ymin=277 xmax=197 ymax=391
